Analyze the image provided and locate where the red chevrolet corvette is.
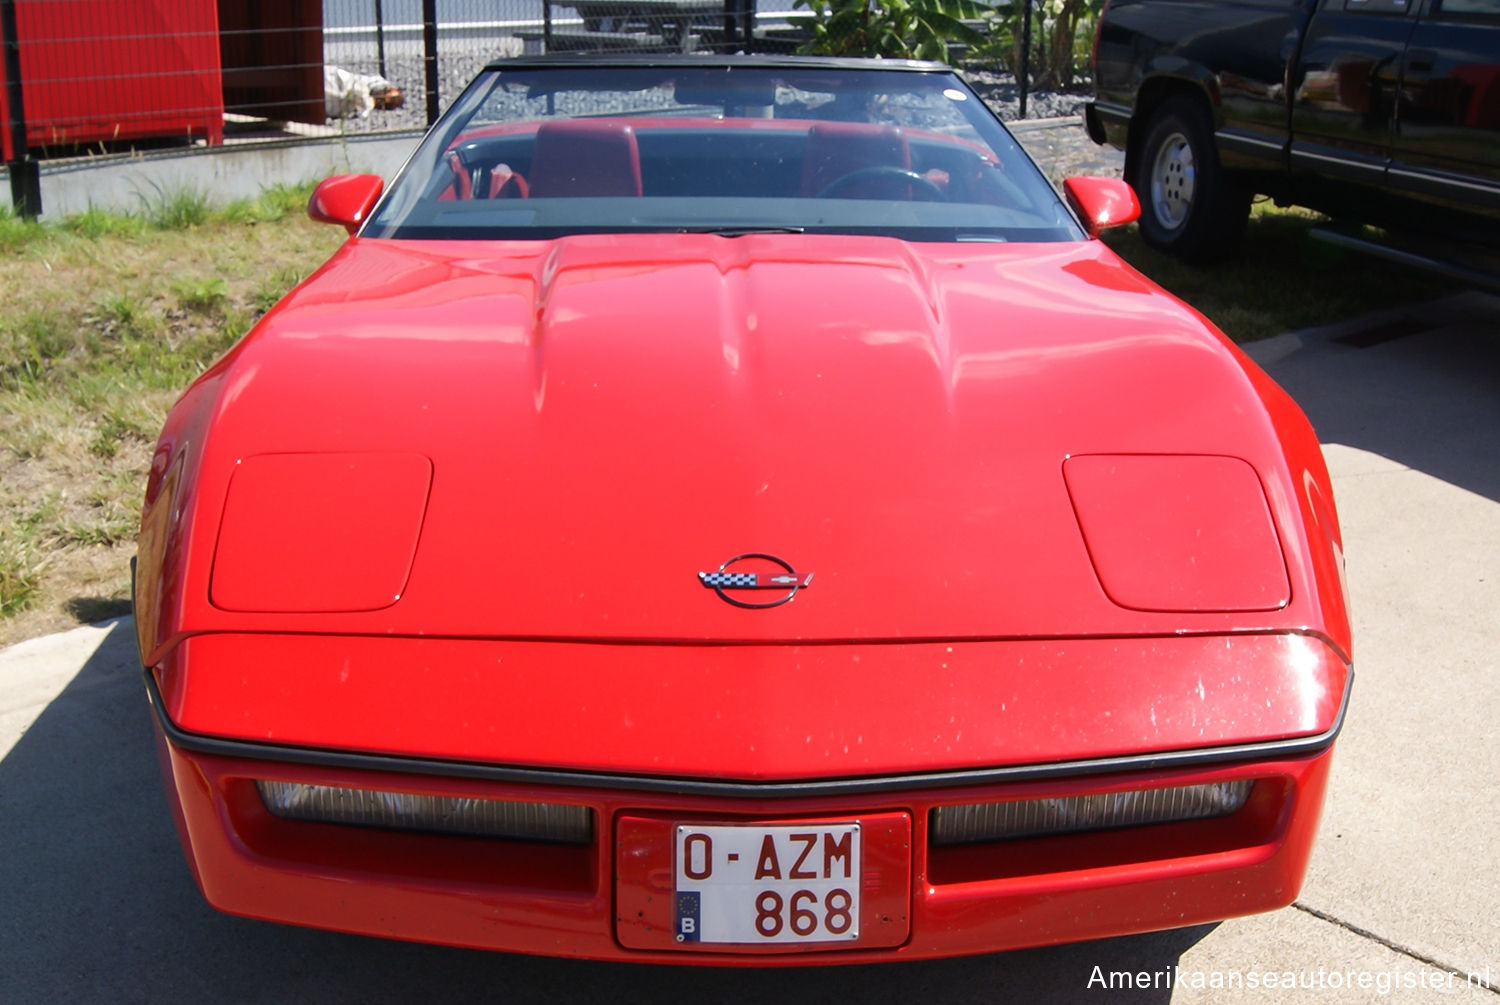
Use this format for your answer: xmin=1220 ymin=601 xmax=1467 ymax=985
xmin=134 ymin=56 xmax=1351 ymax=964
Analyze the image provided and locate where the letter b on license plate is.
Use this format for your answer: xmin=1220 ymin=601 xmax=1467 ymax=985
xmin=674 ymin=823 xmax=861 ymax=944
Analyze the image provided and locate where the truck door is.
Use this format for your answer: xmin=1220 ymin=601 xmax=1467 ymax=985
xmin=1388 ymin=0 xmax=1500 ymax=238
xmin=1290 ymin=0 xmax=1420 ymax=217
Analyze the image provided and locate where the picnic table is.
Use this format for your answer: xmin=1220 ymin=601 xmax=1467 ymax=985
xmin=538 ymin=0 xmax=756 ymax=53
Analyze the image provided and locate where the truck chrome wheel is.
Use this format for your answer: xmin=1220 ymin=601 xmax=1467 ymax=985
xmin=1129 ymin=94 xmax=1247 ymax=261
xmin=1149 ymin=131 xmax=1195 ymax=231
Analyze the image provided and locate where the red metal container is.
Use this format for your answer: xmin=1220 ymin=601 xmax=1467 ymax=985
xmin=1 ymin=0 xmax=224 ymax=160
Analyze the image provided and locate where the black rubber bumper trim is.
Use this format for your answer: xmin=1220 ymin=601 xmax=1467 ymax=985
xmin=1084 ymin=102 xmax=1108 ymax=145
xmin=141 ymin=666 xmax=1351 ymax=799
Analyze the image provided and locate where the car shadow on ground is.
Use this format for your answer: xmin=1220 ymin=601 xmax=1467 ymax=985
xmin=1 ymin=619 xmax=1214 ymax=1005
xmin=1246 ymin=291 xmax=1500 ymax=505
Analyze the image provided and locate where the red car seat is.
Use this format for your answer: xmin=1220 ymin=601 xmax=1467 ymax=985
xmin=800 ymin=121 xmax=911 ymax=197
xmin=528 ymin=119 xmax=643 ymax=198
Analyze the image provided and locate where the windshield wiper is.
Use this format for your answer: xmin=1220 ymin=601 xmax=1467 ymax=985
xmin=677 ymin=226 xmax=806 ymax=237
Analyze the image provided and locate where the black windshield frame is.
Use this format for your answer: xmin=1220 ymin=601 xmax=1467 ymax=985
xmin=362 ymin=59 xmax=1084 ymax=244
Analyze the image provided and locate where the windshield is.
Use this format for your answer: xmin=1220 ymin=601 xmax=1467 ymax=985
xmin=363 ymin=62 xmax=1083 ymax=243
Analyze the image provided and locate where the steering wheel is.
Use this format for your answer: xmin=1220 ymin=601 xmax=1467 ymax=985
xmin=445 ymin=150 xmax=528 ymax=199
xmin=817 ymin=166 xmax=947 ymax=202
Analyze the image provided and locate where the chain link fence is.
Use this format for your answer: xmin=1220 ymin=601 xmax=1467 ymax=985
xmin=1 ymin=1 xmax=802 ymax=147
xmin=3 ymin=0 xmax=1092 ymax=215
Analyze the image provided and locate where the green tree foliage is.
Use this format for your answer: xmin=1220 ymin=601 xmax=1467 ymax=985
xmin=794 ymin=0 xmax=992 ymax=65
xmin=973 ymin=0 xmax=1105 ymax=89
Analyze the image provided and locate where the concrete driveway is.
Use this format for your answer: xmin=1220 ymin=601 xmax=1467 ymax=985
xmin=2 ymin=294 xmax=1497 ymax=1003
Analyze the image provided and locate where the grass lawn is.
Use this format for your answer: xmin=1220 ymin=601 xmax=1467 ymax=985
xmin=0 ymin=191 xmax=1459 ymax=645
xmin=1102 ymin=202 xmax=1458 ymax=342
xmin=0 ymin=186 xmax=344 ymax=645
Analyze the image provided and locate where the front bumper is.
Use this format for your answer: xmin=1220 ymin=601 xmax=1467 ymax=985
xmin=1085 ymin=100 xmax=1132 ymax=151
xmin=152 ymin=732 xmax=1334 ymax=964
xmin=144 ymin=635 xmax=1347 ymax=964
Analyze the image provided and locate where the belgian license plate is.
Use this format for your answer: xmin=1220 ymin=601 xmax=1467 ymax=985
xmin=674 ymin=823 xmax=861 ymax=945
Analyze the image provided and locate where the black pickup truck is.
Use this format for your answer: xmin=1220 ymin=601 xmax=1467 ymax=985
xmin=1086 ymin=0 xmax=1500 ymax=265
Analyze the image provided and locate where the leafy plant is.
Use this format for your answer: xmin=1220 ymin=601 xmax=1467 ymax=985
xmin=794 ymin=0 xmax=992 ymax=64
xmin=97 ymin=292 xmax=160 ymax=337
xmin=969 ymin=0 xmax=1105 ymax=90
xmin=172 ymin=276 xmax=228 ymax=314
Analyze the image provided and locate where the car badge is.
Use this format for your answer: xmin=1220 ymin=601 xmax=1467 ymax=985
xmin=698 ymin=553 xmax=814 ymax=609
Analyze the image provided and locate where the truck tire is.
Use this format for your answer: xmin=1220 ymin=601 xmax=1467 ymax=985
xmin=1131 ymin=95 xmax=1251 ymax=262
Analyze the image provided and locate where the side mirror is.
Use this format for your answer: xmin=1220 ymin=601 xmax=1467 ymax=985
xmin=307 ymin=174 xmax=385 ymax=235
xmin=1063 ymin=176 xmax=1140 ymax=238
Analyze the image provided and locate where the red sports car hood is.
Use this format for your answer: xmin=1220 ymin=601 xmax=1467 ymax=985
xmin=154 ymin=233 xmax=1342 ymax=648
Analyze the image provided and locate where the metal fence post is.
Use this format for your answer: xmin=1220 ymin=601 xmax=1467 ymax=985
xmin=1018 ymin=0 xmax=1032 ymax=120
xmin=2 ymin=0 xmax=40 ymax=218
xmin=723 ymin=0 xmax=752 ymax=51
xmin=374 ymin=0 xmax=388 ymax=80
xmin=423 ymin=0 xmax=439 ymax=126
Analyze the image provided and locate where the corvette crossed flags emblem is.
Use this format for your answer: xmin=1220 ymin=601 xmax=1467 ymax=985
xmin=698 ymin=571 xmax=812 ymax=589
xmin=698 ymin=553 xmax=813 ymax=609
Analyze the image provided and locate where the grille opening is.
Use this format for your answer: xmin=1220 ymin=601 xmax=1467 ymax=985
xmin=927 ymin=779 xmax=1287 ymax=886
xmin=256 ymin=780 xmax=594 ymax=844
xmin=230 ymin=780 xmax=599 ymax=896
xmin=931 ymin=780 xmax=1254 ymax=846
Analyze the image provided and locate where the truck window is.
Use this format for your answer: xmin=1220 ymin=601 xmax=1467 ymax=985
xmin=1341 ymin=0 xmax=1412 ymax=12
xmin=1434 ymin=0 xmax=1500 ymax=14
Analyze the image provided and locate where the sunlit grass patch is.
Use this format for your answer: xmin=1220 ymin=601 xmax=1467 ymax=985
xmin=89 ymin=401 xmax=158 ymax=460
xmin=172 ymin=276 xmax=229 ymax=315
xmin=0 ymin=187 xmax=344 ymax=644
xmin=3 ymin=394 xmax=88 ymax=463
xmin=259 ymin=182 xmax=316 ymax=219
xmin=96 ymin=291 xmax=162 ymax=337
xmin=0 ymin=207 xmax=47 ymax=253
xmin=221 ymin=181 xmax=315 ymax=226
xmin=253 ymin=265 xmax=310 ymax=313
xmin=0 ymin=310 xmax=80 ymax=393
xmin=63 ymin=206 xmax=147 ymax=240
xmin=141 ymin=183 xmax=213 ymax=230
xmin=58 ymin=510 xmax=138 ymax=548
xmin=0 ymin=537 xmax=48 ymax=618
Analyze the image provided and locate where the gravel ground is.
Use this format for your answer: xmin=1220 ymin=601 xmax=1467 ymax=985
xmin=962 ymin=69 xmax=1091 ymax=122
xmin=326 ymin=48 xmax=1091 ymax=133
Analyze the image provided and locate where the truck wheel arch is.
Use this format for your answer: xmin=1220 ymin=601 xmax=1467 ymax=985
xmin=1127 ymin=87 xmax=1251 ymax=262
xmin=1125 ymin=75 xmax=1219 ymax=183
